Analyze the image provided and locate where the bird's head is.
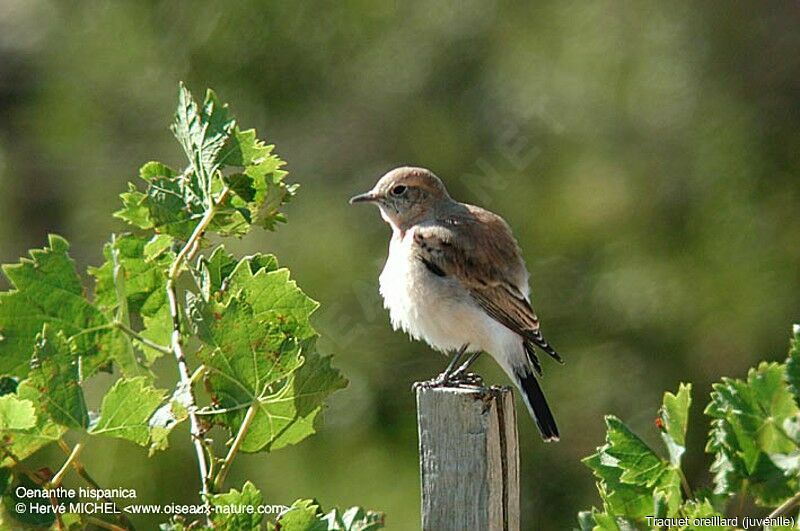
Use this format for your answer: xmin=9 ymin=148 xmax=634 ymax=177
xmin=350 ymin=166 xmax=451 ymax=231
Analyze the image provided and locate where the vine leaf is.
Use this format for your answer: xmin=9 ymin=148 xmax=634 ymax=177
xmin=659 ymin=383 xmax=691 ymax=468
xmin=1 ymin=382 xmax=66 ymax=465
xmin=209 ymin=481 xmax=264 ymax=529
xmin=115 ymin=84 xmax=295 ymax=239
xmin=89 ymin=233 xmax=174 ymax=363
xmin=89 ymin=377 xmax=166 ymax=446
xmin=0 ymin=395 xmax=36 ymax=431
xmin=243 ymin=348 xmax=347 ymax=453
xmin=268 ymin=499 xmax=385 ymax=531
xmin=705 ymin=362 xmax=800 ymax=506
xmin=785 ymin=324 xmax=800 ymax=408
xmin=0 ymin=235 xmax=137 ymax=378
xmin=26 ymin=325 xmax=88 ymax=429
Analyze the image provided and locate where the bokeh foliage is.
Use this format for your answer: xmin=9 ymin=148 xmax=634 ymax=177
xmin=0 ymin=1 xmax=798 ymax=529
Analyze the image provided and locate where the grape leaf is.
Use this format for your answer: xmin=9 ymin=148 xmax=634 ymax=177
xmin=268 ymin=499 xmax=385 ymax=531
xmin=115 ymin=85 xmax=294 ymax=240
xmin=89 ymin=377 xmax=166 ymax=446
xmin=0 ymin=235 xmax=137 ymax=378
xmin=241 ymin=348 xmax=347 ymax=453
xmin=209 ymin=481 xmax=264 ymax=530
xmin=583 ymin=415 xmax=684 ymax=524
xmin=89 ymin=233 xmax=174 ymax=363
xmin=705 ymin=362 xmax=799 ymax=505
xmin=148 ymin=385 xmax=189 ymax=455
xmin=224 ymin=264 xmax=319 ymax=341
xmin=659 ymin=383 xmax=691 ymax=467
xmin=602 ymin=416 xmax=671 ymax=488
xmin=172 ymin=84 xmax=235 ymax=191
xmin=1 ymin=382 xmax=66 ymax=465
xmin=785 ymin=324 xmax=800 ymax=408
xmin=0 ymin=395 xmax=36 ymax=430
xmin=26 ymin=325 xmax=88 ymax=429
xmin=195 ymin=246 xmax=278 ymax=302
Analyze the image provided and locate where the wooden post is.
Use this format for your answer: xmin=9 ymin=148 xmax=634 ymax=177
xmin=415 ymin=384 xmax=520 ymax=531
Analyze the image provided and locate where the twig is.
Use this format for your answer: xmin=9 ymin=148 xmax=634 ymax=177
xmin=114 ymin=321 xmax=172 ymax=355
xmin=166 ymin=186 xmax=230 ymax=520
xmin=213 ymin=404 xmax=257 ymax=492
xmin=190 ymin=365 xmax=207 ymax=385
xmin=195 ymin=402 xmax=254 ymax=416
xmin=677 ymin=468 xmax=693 ymax=500
xmin=47 ymin=442 xmax=84 ymax=487
xmin=768 ymin=491 xmax=800 ymax=520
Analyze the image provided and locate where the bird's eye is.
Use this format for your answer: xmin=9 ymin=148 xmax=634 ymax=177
xmin=391 ymin=185 xmax=407 ymax=196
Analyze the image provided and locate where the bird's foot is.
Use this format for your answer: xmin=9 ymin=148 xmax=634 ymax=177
xmin=449 ymin=371 xmax=484 ymax=387
xmin=414 ymin=370 xmax=484 ymax=389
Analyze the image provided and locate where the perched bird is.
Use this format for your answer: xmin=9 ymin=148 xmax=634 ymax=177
xmin=350 ymin=166 xmax=563 ymax=441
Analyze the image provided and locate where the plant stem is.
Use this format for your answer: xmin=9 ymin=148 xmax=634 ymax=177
xmin=114 ymin=321 xmax=171 ymax=355
xmin=47 ymin=442 xmax=84 ymax=488
xmin=677 ymin=468 xmax=692 ymax=500
xmin=213 ymin=404 xmax=257 ymax=492
xmin=165 ymin=186 xmax=230 ymax=520
xmin=769 ymin=491 xmax=800 ymax=519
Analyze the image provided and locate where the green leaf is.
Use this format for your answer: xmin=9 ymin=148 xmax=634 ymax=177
xmin=26 ymin=325 xmax=88 ymax=428
xmin=89 ymin=377 xmax=166 ymax=446
xmin=268 ymin=499 xmax=327 ymax=531
xmin=603 ymin=416 xmax=670 ymax=488
xmin=220 ymin=128 xmax=295 ymax=231
xmin=659 ymin=383 xmax=691 ymax=467
xmin=324 ymin=506 xmax=385 ymax=531
xmin=268 ymin=500 xmax=385 ymax=531
xmin=191 ymin=293 xmax=305 ymax=451
xmin=172 ymin=84 xmax=235 ymax=190
xmin=582 ymin=415 xmax=684 ymax=524
xmin=1 ymin=382 xmax=66 ymax=465
xmin=194 ymin=246 xmax=279 ymax=302
xmin=115 ymin=183 xmax=154 ymax=230
xmin=681 ymin=499 xmax=727 ymax=530
xmin=148 ymin=385 xmax=190 ymax=455
xmin=225 ymin=263 xmax=319 ymax=341
xmin=209 ymin=481 xmax=264 ymax=530
xmin=240 ymin=348 xmax=347 ymax=453
xmin=0 ymin=395 xmax=36 ymax=430
xmin=705 ymin=362 xmax=799 ymax=505
xmin=115 ymin=85 xmax=294 ymax=239
xmin=785 ymin=324 xmax=800 ymax=408
xmin=0 ymin=235 xmax=137 ymax=378
xmin=89 ymin=233 xmax=174 ymax=363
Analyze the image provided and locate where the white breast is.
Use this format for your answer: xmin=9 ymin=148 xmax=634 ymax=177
xmin=378 ymin=228 xmax=519 ymax=357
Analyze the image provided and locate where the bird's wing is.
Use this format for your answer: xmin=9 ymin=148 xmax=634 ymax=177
xmin=413 ymin=205 xmax=542 ymax=338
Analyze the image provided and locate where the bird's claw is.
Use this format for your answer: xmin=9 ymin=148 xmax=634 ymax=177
xmin=414 ymin=371 xmax=484 ymax=390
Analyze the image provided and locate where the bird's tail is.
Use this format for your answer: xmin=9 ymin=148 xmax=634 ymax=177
xmin=513 ymin=365 xmax=559 ymax=442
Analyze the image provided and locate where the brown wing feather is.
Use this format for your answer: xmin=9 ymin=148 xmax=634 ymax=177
xmin=413 ymin=204 xmax=541 ymax=335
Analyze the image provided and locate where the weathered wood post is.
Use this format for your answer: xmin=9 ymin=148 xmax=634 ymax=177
xmin=415 ymin=383 xmax=520 ymax=531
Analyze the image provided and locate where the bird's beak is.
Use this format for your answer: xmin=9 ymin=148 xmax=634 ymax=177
xmin=349 ymin=191 xmax=380 ymax=204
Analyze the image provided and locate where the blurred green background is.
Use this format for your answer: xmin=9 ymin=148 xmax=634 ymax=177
xmin=0 ymin=1 xmax=798 ymax=529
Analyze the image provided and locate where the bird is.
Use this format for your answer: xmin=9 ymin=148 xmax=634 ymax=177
xmin=350 ymin=166 xmax=563 ymax=442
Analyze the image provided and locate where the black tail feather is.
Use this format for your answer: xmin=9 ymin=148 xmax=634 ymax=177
xmin=515 ymin=366 xmax=559 ymax=442
xmin=523 ymin=341 xmax=542 ymax=376
xmin=529 ymin=329 xmax=563 ymax=364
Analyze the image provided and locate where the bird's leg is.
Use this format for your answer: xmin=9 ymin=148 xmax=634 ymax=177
xmin=452 ymin=351 xmax=482 ymax=377
xmin=448 ymin=351 xmax=484 ymax=386
xmin=429 ymin=344 xmax=470 ymax=386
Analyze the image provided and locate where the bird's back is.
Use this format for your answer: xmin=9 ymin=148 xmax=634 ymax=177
xmin=433 ymin=202 xmax=531 ymax=299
